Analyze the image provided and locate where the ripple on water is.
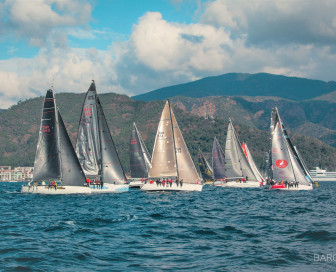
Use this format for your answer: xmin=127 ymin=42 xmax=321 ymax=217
xmin=1 ymin=182 xmax=336 ymax=271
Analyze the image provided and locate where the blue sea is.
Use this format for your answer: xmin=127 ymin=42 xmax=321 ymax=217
xmin=1 ymin=182 xmax=336 ymax=272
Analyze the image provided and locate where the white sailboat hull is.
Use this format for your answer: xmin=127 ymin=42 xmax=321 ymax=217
xmin=128 ymin=180 xmax=145 ymax=188
xmin=221 ymin=181 xmax=261 ymax=188
xmin=21 ymin=185 xmax=91 ymax=194
xmin=90 ymin=183 xmax=129 ymax=193
xmin=213 ymin=181 xmax=224 ymax=186
xmin=269 ymin=184 xmax=313 ymax=191
xmin=140 ymin=182 xmax=203 ymax=192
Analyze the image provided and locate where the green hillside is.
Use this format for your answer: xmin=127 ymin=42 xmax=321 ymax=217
xmin=133 ymin=73 xmax=336 ymax=102
xmin=1 ymin=92 xmax=336 ymax=173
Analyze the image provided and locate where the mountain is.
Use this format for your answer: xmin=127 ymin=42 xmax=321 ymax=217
xmin=1 ymin=92 xmax=336 ymax=173
xmin=132 ymin=73 xmax=336 ymax=102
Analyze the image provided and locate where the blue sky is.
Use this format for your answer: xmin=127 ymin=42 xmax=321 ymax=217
xmin=0 ymin=0 xmax=336 ymax=108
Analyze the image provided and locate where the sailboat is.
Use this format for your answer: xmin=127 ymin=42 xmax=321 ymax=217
xmin=141 ymin=100 xmax=203 ymax=191
xmin=21 ymin=89 xmax=91 ymax=194
xmin=242 ymin=142 xmax=265 ymax=184
xmin=129 ymin=123 xmax=152 ymax=188
xmin=75 ymin=81 xmax=129 ymax=193
xmin=212 ymin=120 xmax=260 ymax=188
xmin=269 ymin=107 xmax=313 ymax=190
xmin=198 ymin=150 xmax=214 ymax=184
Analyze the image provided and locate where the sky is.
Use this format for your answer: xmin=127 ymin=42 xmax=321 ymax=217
xmin=1 ymin=0 xmax=336 ymax=108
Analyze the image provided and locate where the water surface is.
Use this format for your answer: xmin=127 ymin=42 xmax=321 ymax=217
xmin=1 ymin=182 xmax=335 ymax=271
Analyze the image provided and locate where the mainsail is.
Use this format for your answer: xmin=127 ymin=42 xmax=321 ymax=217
xmin=75 ymin=82 xmax=101 ymax=177
xmin=224 ymin=120 xmax=256 ymax=180
xmin=149 ymin=101 xmax=177 ymax=178
xmin=130 ymin=123 xmax=151 ymax=178
xmin=171 ymin=110 xmax=202 ymax=184
xmin=270 ymin=107 xmax=311 ymax=185
xmin=198 ymin=150 xmax=214 ymax=181
xmin=33 ymin=89 xmax=85 ymax=186
xmin=33 ymin=89 xmax=61 ymax=181
xmin=212 ymin=137 xmax=226 ymax=179
xmin=242 ymin=142 xmax=264 ymax=182
xmin=76 ymin=81 xmax=126 ymax=184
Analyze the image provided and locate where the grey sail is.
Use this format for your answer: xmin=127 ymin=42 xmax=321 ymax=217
xmin=212 ymin=137 xmax=226 ymax=179
xmin=225 ymin=121 xmax=256 ymax=180
xmin=75 ymin=82 xmax=101 ymax=177
xmin=271 ymin=108 xmax=311 ymax=185
xmin=130 ymin=123 xmax=151 ymax=178
xmin=171 ymin=110 xmax=202 ymax=184
xmin=242 ymin=142 xmax=265 ymax=182
xmin=224 ymin=121 xmax=243 ymax=178
xmin=271 ymin=123 xmax=296 ymax=182
xmin=198 ymin=150 xmax=214 ymax=181
xmin=57 ymin=110 xmax=86 ymax=186
xmin=149 ymin=100 xmax=177 ymax=178
xmin=97 ymin=97 xmax=127 ymax=184
xmin=138 ymin=126 xmax=152 ymax=173
xmin=33 ymin=89 xmax=61 ymax=181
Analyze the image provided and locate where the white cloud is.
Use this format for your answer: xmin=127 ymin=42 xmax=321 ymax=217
xmin=1 ymin=1 xmax=336 ymax=109
xmin=201 ymin=0 xmax=336 ymax=45
xmin=0 ymin=0 xmax=93 ymax=47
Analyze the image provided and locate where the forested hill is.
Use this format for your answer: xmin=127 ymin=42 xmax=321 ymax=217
xmin=132 ymin=73 xmax=336 ymax=102
xmin=1 ymin=92 xmax=336 ymax=172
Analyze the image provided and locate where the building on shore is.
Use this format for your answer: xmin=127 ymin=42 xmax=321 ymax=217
xmin=0 ymin=166 xmax=33 ymax=182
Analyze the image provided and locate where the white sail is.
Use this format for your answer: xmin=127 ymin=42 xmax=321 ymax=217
xmin=171 ymin=110 xmax=202 ymax=184
xmin=271 ymin=108 xmax=311 ymax=186
xmin=224 ymin=120 xmax=256 ymax=181
xmin=148 ymin=101 xmax=177 ymax=178
xmin=242 ymin=142 xmax=265 ymax=182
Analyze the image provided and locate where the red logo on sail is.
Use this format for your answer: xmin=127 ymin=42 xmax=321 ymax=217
xmin=275 ymin=160 xmax=288 ymax=168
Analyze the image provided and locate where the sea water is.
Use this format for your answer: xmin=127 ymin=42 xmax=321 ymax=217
xmin=1 ymin=182 xmax=336 ymax=271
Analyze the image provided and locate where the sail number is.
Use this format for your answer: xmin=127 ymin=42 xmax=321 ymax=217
xmin=42 ymin=125 xmax=51 ymax=133
xmin=83 ymin=108 xmax=92 ymax=116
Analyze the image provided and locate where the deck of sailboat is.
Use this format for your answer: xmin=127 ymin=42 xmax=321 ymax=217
xmin=141 ymin=182 xmax=203 ymax=192
xmin=21 ymin=185 xmax=91 ymax=194
xmin=89 ymin=183 xmax=129 ymax=193
xmin=221 ymin=181 xmax=261 ymax=188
